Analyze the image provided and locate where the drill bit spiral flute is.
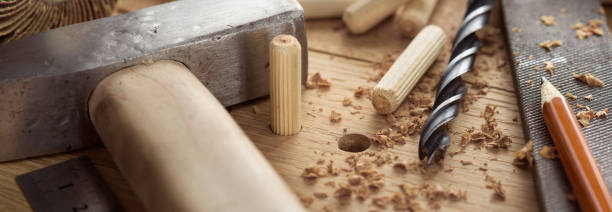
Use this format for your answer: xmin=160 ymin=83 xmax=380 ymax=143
xmin=418 ymin=0 xmax=495 ymax=163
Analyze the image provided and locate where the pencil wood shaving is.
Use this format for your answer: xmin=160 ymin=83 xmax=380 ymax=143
xmin=543 ymin=61 xmax=554 ymax=76
xmin=540 ymin=145 xmax=558 ymax=159
xmin=573 ymin=73 xmax=604 ymax=87
xmin=572 ymin=19 xmax=604 ymax=40
xmin=512 ymin=27 xmax=522 ymax=32
xmin=512 ymin=140 xmax=534 ymax=169
xmin=595 ymin=108 xmax=608 ymax=118
xmin=583 ymin=94 xmax=593 ymax=101
xmin=540 ymin=16 xmax=556 ymax=26
xmin=539 ymin=40 xmax=562 ymax=51
xmin=576 ymin=109 xmax=595 ymax=127
xmin=566 ymin=93 xmax=577 ymax=100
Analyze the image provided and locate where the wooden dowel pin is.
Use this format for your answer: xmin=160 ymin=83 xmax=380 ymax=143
xmin=270 ymin=34 xmax=302 ymax=135
xmin=395 ymin=0 xmax=440 ymax=37
xmin=371 ymin=25 xmax=446 ymax=114
xmin=298 ymin=0 xmax=356 ymax=19
xmin=342 ymin=0 xmax=406 ymax=34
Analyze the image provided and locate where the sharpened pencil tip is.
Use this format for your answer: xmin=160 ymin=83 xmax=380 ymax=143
xmin=541 ymin=77 xmax=549 ymax=85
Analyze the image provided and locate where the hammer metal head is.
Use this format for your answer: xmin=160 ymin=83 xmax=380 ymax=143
xmin=0 ymin=0 xmax=307 ymax=161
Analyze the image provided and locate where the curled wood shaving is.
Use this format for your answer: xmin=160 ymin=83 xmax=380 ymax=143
xmin=540 ymin=145 xmax=558 ymax=159
xmin=595 ymin=108 xmax=608 ymax=118
xmin=539 ymin=40 xmax=562 ymax=51
xmin=573 ymin=73 xmax=604 ymax=87
xmin=577 ymin=109 xmax=595 ymax=127
xmin=512 ymin=140 xmax=534 ymax=168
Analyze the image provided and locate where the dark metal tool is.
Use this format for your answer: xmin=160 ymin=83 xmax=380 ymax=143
xmin=16 ymin=156 xmax=122 ymax=212
xmin=418 ymin=0 xmax=494 ymax=163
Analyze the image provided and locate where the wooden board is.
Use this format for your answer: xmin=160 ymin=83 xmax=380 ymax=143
xmin=3 ymin=0 xmax=611 ymax=211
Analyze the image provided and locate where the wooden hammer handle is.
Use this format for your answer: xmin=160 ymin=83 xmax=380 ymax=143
xmin=88 ymin=60 xmax=304 ymax=212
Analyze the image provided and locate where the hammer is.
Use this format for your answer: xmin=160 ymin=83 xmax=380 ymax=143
xmin=0 ymin=0 xmax=307 ymax=211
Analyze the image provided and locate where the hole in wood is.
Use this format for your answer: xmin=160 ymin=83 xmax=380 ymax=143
xmin=338 ymin=133 xmax=371 ymax=153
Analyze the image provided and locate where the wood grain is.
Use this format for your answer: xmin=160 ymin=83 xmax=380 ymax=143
xmin=6 ymin=1 xmax=611 ymax=212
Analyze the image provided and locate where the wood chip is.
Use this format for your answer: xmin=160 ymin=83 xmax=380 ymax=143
xmin=577 ymin=109 xmax=595 ymax=127
xmin=544 ymin=61 xmax=554 ymax=75
xmin=314 ymin=192 xmax=328 ymax=199
xmin=539 ymin=40 xmax=562 ymax=51
xmin=566 ymin=93 xmax=578 ymax=100
xmin=330 ymin=110 xmax=342 ymax=123
xmin=306 ymin=72 xmax=331 ymax=89
xmin=573 ymin=73 xmax=604 ymax=87
xmin=595 ymin=108 xmax=608 ymax=118
xmin=513 ymin=140 xmax=534 ymax=168
xmin=540 ymin=16 xmax=556 ymax=26
xmin=540 ymin=145 xmax=558 ymax=159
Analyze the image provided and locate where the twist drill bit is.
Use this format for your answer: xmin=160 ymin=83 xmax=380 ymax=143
xmin=418 ymin=0 xmax=495 ymax=163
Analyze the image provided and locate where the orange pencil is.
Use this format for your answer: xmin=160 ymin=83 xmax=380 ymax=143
xmin=541 ymin=77 xmax=612 ymax=212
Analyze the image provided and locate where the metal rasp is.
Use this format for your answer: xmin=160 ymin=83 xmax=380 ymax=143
xmin=418 ymin=0 xmax=494 ymax=163
xmin=502 ymin=0 xmax=612 ymax=211
xmin=0 ymin=0 xmax=308 ymax=162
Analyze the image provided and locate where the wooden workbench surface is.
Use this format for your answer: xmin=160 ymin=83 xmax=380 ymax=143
xmin=1 ymin=1 xmax=610 ymax=211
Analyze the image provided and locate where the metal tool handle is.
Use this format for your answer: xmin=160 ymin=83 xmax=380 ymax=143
xmin=88 ymin=60 xmax=304 ymax=212
xmin=418 ymin=0 xmax=495 ymax=163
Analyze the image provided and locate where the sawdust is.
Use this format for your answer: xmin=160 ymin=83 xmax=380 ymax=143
xmin=526 ymin=80 xmax=534 ymax=88
xmin=459 ymin=105 xmax=512 ymax=150
xmin=512 ymin=140 xmax=534 ymax=169
xmin=566 ymin=93 xmax=578 ymax=100
xmin=540 ymin=16 xmax=556 ymax=26
xmin=573 ymin=73 xmax=604 ymax=87
xmin=306 ymin=72 xmax=331 ymax=89
xmin=354 ymin=86 xmax=372 ymax=98
xmin=539 ymin=40 xmax=562 ymax=51
xmin=485 ymin=175 xmax=505 ymax=200
xmin=540 ymin=145 xmax=558 ymax=159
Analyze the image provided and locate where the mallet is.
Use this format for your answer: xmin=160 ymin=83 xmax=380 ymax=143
xmin=0 ymin=0 xmax=308 ymax=211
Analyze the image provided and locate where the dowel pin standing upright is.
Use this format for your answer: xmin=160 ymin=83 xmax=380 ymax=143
xmin=270 ymin=35 xmax=302 ymax=135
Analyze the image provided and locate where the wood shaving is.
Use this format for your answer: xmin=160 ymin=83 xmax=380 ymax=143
xmin=577 ymin=109 xmax=595 ymax=127
xmin=540 ymin=145 xmax=558 ymax=159
xmin=566 ymin=93 xmax=577 ymax=100
xmin=460 ymin=105 xmax=512 ymax=150
xmin=538 ymin=40 xmax=562 ymax=51
xmin=392 ymin=161 xmax=408 ymax=172
xmin=334 ymin=184 xmax=352 ymax=204
xmin=573 ymin=19 xmax=604 ymax=40
xmin=302 ymin=166 xmax=328 ymax=179
xmin=460 ymin=160 xmax=473 ymax=166
xmin=299 ymin=195 xmax=314 ymax=208
xmin=348 ymin=175 xmax=362 ymax=186
xmin=342 ymin=97 xmax=352 ymax=106
xmin=306 ymin=72 xmax=331 ymax=89
xmin=526 ymin=80 xmax=534 ymax=88
xmin=330 ymin=110 xmax=342 ymax=123
xmin=512 ymin=27 xmax=522 ymax=32
xmin=512 ymin=140 xmax=534 ymax=168
xmin=598 ymin=7 xmax=605 ymax=15
xmin=314 ymin=192 xmax=328 ymax=199
xmin=573 ymin=73 xmax=604 ymax=87
xmin=372 ymin=196 xmax=391 ymax=209
xmin=540 ymin=16 xmax=556 ymax=26
xmin=583 ymin=94 xmax=593 ymax=101
xmin=544 ymin=61 xmax=554 ymax=76
xmin=354 ymin=86 xmax=372 ymax=98
xmin=595 ymin=108 xmax=608 ymax=118
xmin=485 ymin=175 xmax=505 ymax=200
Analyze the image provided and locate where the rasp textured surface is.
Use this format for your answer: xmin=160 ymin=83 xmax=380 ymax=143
xmin=502 ymin=0 xmax=612 ymax=211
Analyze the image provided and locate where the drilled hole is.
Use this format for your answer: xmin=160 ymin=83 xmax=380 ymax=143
xmin=338 ymin=133 xmax=371 ymax=153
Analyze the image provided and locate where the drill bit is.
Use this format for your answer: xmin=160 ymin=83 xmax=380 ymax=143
xmin=418 ymin=0 xmax=495 ymax=164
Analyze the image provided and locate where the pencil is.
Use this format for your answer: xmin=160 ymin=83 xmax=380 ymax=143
xmin=541 ymin=77 xmax=612 ymax=212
